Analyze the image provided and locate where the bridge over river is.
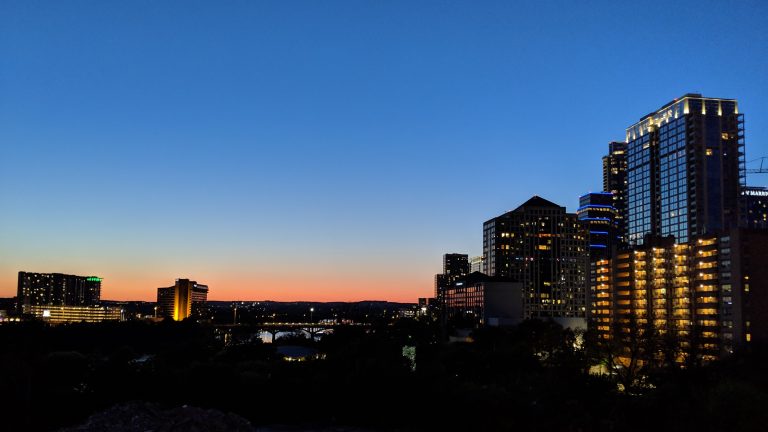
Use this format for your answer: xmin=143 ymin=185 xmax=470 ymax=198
xmin=214 ymin=322 xmax=371 ymax=342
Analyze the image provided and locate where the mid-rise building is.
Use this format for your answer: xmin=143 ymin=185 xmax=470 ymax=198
xmin=434 ymin=253 xmax=469 ymax=310
xmin=603 ymin=141 xmax=628 ymax=243
xmin=443 ymin=272 xmax=522 ymax=327
xmin=17 ymin=272 xmax=101 ymax=311
xmin=25 ymin=305 xmax=122 ymax=324
xmin=625 ymin=94 xmax=744 ymax=245
xmin=156 ymin=279 xmax=209 ymax=321
xmin=593 ymin=229 xmax=768 ymax=362
xmin=482 ymin=196 xmax=588 ymax=324
xmin=742 ymin=186 xmax=768 ymax=229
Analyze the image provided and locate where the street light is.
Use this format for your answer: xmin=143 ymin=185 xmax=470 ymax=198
xmin=310 ymin=307 xmax=314 ymax=323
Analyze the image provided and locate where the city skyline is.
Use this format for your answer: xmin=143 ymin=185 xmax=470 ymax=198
xmin=2 ymin=1 xmax=768 ymax=302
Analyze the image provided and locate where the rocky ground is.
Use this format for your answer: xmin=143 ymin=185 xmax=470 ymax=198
xmin=59 ymin=402 xmax=255 ymax=432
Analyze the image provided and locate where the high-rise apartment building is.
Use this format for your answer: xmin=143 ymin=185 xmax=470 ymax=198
xmin=603 ymin=141 xmax=628 ymax=242
xmin=157 ymin=279 xmax=209 ymax=321
xmin=17 ymin=272 xmax=101 ymax=310
xmin=482 ymin=196 xmax=588 ymax=323
xmin=625 ymin=94 xmax=745 ymax=245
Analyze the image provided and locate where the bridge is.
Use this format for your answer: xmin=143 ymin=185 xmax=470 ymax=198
xmin=215 ymin=322 xmax=370 ymax=343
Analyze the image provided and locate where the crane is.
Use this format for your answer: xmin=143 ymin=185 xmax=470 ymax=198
xmin=746 ymin=157 xmax=768 ymax=174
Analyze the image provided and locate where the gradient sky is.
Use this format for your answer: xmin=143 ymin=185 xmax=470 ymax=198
xmin=1 ymin=1 xmax=767 ymax=302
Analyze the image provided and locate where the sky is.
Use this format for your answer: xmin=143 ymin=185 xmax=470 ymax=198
xmin=1 ymin=0 xmax=767 ymax=302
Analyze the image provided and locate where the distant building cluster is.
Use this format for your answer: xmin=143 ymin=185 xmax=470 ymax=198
xmin=15 ymin=272 xmax=121 ymax=323
xmin=6 ymin=273 xmax=211 ymax=324
xmin=434 ymin=93 xmax=768 ymax=362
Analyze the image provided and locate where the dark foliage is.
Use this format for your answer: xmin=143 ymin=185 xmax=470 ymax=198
xmin=0 ymin=319 xmax=767 ymax=431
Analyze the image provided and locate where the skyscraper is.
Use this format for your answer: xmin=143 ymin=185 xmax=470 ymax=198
xmin=482 ymin=196 xmax=588 ymax=324
xmin=602 ymin=141 xmax=627 ymax=243
xmin=157 ymin=279 xmax=209 ymax=321
xmin=625 ymin=94 xmax=744 ymax=245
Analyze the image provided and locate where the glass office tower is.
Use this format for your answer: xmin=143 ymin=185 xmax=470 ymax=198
xmin=625 ymin=94 xmax=744 ymax=245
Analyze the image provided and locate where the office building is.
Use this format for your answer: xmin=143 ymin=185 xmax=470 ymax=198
xmin=603 ymin=141 xmax=628 ymax=243
xmin=434 ymin=253 xmax=469 ymax=310
xmin=742 ymin=186 xmax=768 ymax=229
xmin=577 ymin=192 xmax=619 ymax=260
xmin=482 ymin=196 xmax=588 ymax=324
xmin=157 ymin=279 xmax=209 ymax=321
xmin=443 ymin=272 xmax=522 ymax=327
xmin=625 ymin=94 xmax=744 ymax=245
xmin=17 ymin=272 xmax=101 ymax=311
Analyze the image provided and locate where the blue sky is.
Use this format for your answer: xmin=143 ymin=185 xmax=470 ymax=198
xmin=1 ymin=0 xmax=767 ymax=301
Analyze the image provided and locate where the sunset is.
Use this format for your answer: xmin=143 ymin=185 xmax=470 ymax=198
xmin=2 ymin=1 xmax=768 ymax=431
xmin=3 ymin=2 xmax=766 ymax=302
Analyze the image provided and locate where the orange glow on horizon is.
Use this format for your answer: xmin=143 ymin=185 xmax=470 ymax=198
xmin=0 ymin=270 xmax=429 ymax=304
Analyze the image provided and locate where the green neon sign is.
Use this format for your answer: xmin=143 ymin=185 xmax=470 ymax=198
xmin=86 ymin=277 xmax=103 ymax=282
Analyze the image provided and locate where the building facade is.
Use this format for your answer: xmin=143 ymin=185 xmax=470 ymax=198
xmin=17 ymin=272 xmax=101 ymax=311
xmin=482 ymin=196 xmax=588 ymax=322
xmin=603 ymin=141 xmax=628 ymax=243
xmin=590 ymin=93 xmax=763 ymax=363
xmin=742 ymin=186 xmax=768 ymax=229
xmin=625 ymin=94 xmax=745 ymax=245
xmin=592 ymin=230 xmax=768 ymax=362
xmin=443 ymin=272 xmax=522 ymax=327
xmin=434 ymin=253 xmax=469 ymax=310
xmin=469 ymin=255 xmax=484 ymax=274
xmin=25 ymin=305 xmax=122 ymax=324
xmin=156 ymin=279 xmax=209 ymax=321
xmin=577 ymin=192 xmax=619 ymax=260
